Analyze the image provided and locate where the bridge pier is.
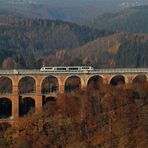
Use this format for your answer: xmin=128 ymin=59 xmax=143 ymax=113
xmin=80 ymin=74 xmax=87 ymax=90
xmin=81 ymin=83 xmax=87 ymax=90
xmin=12 ymin=95 xmax=19 ymax=119
xmin=36 ymin=77 xmax=42 ymax=94
xmin=126 ymin=75 xmax=135 ymax=84
xmin=59 ymin=85 xmax=65 ymax=93
xmin=13 ymin=85 xmax=19 ymax=95
xmin=103 ymin=76 xmax=110 ymax=84
xmin=36 ymin=85 xmax=42 ymax=95
xmin=35 ymin=95 xmax=42 ymax=112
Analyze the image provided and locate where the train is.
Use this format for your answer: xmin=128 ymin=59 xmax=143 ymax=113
xmin=40 ymin=66 xmax=94 ymax=72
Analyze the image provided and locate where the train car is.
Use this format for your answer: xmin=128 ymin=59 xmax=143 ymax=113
xmin=67 ymin=66 xmax=94 ymax=72
xmin=40 ymin=66 xmax=94 ymax=72
xmin=40 ymin=67 xmax=54 ymax=71
xmin=40 ymin=67 xmax=68 ymax=72
xmin=80 ymin=66 xmax=94 ymax=71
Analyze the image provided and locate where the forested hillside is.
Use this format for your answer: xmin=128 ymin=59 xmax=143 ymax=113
xmin=87 ymin=6 xmax=148 ymax=33
xmin=1 ymin=25 xmax=148 ymax=69
xmin=0 ymin=14 xmax=111 ymax=69
xmin=1 ymin=7 xmax=148 ymax=69
xmin=45 ymin=33 xmax=148 ymax=68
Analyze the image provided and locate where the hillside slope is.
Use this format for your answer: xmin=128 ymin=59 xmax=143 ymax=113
xmin=0 ymin=14 xmax=111 ymax=69
xmin=45 ymin=32 xmax=148 ymax=68
xmin=87 ymin=6 xmax=148 ymax=33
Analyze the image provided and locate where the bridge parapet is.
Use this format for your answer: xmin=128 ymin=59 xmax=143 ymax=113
xmin=0 ymin=68 xmax=148 ymax=75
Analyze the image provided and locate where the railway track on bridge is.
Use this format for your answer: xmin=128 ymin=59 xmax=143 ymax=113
xmin=0 ymin=68 xmax=148 ymax=75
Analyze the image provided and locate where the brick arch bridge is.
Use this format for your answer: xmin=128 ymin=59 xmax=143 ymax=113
xmin=0 ymin=68 xmax=147 ymax=124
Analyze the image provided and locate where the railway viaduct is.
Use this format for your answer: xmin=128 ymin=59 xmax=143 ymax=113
xmin=0 ymin=68 xmax=148 ymax=124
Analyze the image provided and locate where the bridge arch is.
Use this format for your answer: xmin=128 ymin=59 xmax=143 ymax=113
xmin=0 ymin=76 xmax=13 ymax=94
xmin=110 ymin=75 xmax=126 ymax=86
xmin=19 ymin=97 xmax=35 ymax=116
xmin=132 ymin=74 xmax=147 ymax=84
xmin=64 ymin=75 xmax=82 ymax=92
xmin=18 ymin=76 xmax=36 ymax=94
xmin=0 ymin=98 xmax=12 ymax=119
xmin=87 ymin=75 xmax=104 ymax=90
xmin=41 ymin=76 xmax=59 ymax=94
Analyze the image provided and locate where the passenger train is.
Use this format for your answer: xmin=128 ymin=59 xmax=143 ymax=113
xmin=40 ymin=66 xmax=94 ymax=72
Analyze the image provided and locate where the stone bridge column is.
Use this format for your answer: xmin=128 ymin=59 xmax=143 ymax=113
xmin=58 ymin=75 xmax=65 ymax=94
xmin=13 ymin=85 xmax=19 ymax=95
xmin=81 ymin=75 xmax=87 ymax=90
xmin=35 ymin=95 xmax=42 ymax=113
xmin=12 ymin=76 xmax=19 ymax=95
xmin=59 ymin=85 xmax=65 ymax=93
xmin=35 ymin=77 xmax=43 ymax=112
xmin=104 ymin=75 xmax=111 ymax=84
xmin=36 ymin=76 xmax=42 ymax=95
xmin=126 ymin=75 xmax=135 ymax=84
xmin=36 ymin=85 xmax=42 ymax=94
xmin=12 ymin=76 xmax=19 ymax=118
xmin=12 ymin=96 xmax=19 ymax=119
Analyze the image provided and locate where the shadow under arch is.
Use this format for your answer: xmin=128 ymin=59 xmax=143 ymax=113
xmin=19 ymin=97 xmax=35 ymax=116
xmin=41 ymin=76 xmax=59 ymax=94
xmin=110 ymin=75 xmax=125 ymax=86
xmin=64 ymin=76 xmax=81 ymax=93
xmin=87 ymin=75 xmax=103 ymax=90
xmin=133 ymin=75 xmax=147 ymax=84
xmin=42 ymin=96 xmax=57 ymax=105
xmin=0 ymin=123 xmax=11 ymax=131
xmin=0 ymin=98 xmax=12 ymax=119
xmin=42 ymin=96 xmax=57 ymax=116
xmin=18 ymin=76 xmax=36 ymax=94
xmin=0 ymin=77 xmax=12 ymax=94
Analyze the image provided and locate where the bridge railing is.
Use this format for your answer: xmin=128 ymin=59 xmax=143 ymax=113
xmin=0 ymin=68 xmax=148 ymax=75
xmin=0 ymin=70 xmax=40 ymax=75
xmin=93 ymin=68 xmax=148 ymax=73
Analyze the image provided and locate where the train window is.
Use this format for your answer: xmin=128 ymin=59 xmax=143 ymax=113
xmin=82 ymin=67 xmax=89 ymax=69
xmin=69 ymin=68 xmax=79 ymax=70
xmin=45 ymin=68 xmax=53 ymax=70
xmin=56 ymin=68 xmax=67 ymax=71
